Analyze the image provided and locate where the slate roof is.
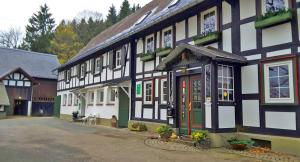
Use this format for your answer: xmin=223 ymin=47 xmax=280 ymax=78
xmin=0 ymin=47 xmax=60 ymax=79
xmin=156 ymin=43 xmax=247 ymax=71
xmin=0 ymin=82 xmax=10 ymax=106
xmin=60 ymin=0 xmax=204 ymax=69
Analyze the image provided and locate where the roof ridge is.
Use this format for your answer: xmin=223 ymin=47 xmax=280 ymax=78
xmin=0 ymin=47 xmax=56 ymax=57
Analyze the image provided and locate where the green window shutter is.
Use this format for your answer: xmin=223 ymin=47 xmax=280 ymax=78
xmin=109 ymin=51 xmax=114 ymax=69
xmin=121 ymin=45 xmax=127 ymax=66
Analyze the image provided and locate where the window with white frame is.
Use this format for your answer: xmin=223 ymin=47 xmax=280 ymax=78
xmin=163 ymin=30 xmax=172 ymax=48
xmin=74 ymin=95 xmax=79 ymax=106
xmin=109 ymin=88 xmax=116 ymax=103
xmin=88 ymin=91 xmax=95 ymax=105
xmin=62 ymin=94 xmax=67 ymax=106
xmin=263 ymin=60 xmax=295 ymax=104
xmin=266 ymin=0 xmax=285 ymax=12
xmin=115 ymin=50 xmax=122 ymax=69
xmin=144 ymin=81 xmax=153 ymax=104
xmin=146 ymin=37 xmax=154 ymax=53
xmin=0 ymin=106 xmax=4 ymax=112
xmin=201 ymin=8 xmax=217 ymax=34
xmin=161 ymin=79 xmax=168 ymax=104
xmin=95 ymin=57 xmax=102 ymax=74
xmin=68 ymin=93 xmax=73 ymax=106
xmin=97 ymin=89 xmax=104 ymax=104
xmin=218 ymin=65 xmax=234 ymax=101
xmin=80 ymin=64 xmax=85 ymax=78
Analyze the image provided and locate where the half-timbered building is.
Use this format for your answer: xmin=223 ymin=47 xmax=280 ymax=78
xmin=57 ymin=0 xmax=300 ymax=155
xmin=0 ymin=47 xmax=60 ymax=117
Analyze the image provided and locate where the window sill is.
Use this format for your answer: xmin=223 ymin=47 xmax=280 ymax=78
xmin=87 ymin=104 xmax=94 ymax=106
xmin=106 ymin=103 xmax=115 ymax=106
xmin=96 ymin=103 xmax=103 ymax=106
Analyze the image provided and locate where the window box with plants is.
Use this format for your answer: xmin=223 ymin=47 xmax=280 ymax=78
xmin=193 ymin=31 xmax=220 ymax=46
xmin=156 ymin=47 xmax=172 ymax=57
xmin=140 ymin=52 xmax=156 ymax=62
xmin=255 ymin=9 xmax=294 ymax=29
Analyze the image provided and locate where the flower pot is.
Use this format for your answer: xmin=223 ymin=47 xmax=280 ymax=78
xmin=230 ymin=143 xmax=247 ymax=150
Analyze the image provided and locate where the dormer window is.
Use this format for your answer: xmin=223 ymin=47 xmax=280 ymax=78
xmin=202 ymin=8 xmax=217 ymax=34
xmin=266 ymin=0 xmax=285 ymax=12
xmin=168 ymin=0 xmax=180 ymax=8
xmin=146 ymin=37 xmax=154 ymax=53
xmin=135 ymin=11 xmax=152 ymax=26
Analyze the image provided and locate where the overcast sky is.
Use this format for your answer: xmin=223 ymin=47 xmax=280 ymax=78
xmin=0 ymin=0 xmax=151 ymax=32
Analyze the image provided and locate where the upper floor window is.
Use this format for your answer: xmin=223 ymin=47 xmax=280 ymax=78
xmin=115 ymin=50 xmax=122 ymax=69
xmin=218 ymin=65 xmax=234 ymax=102
xmin=95 ymin=57 xmax=103 ymax=74
xmin=163 ymin=30 xmax=172 ymax=48
xmin=80 ymin=64 xmax=85 ymax=79
xmin=146 ymin=37 xmax=154 ymax=53
xmin=262 ymin=59 xmax=297 ymax=104
xmin=201 ymin=8 xmax=217 ymax=34
xmin=144 ymin=81 xmax=153 ymax=104
xmin=161 ymin=79 xmax=168 ymax=104
xmin=266 ymin=0 xmax=285 ymax=12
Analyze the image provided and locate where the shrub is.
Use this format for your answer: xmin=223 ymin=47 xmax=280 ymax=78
xmin=191 ymin=130 xmax=209 ymax=142
xmin=156 ymin=125 xmax=173 ymax=139
xmin=128 ymin=122 xmax=147 ymax=132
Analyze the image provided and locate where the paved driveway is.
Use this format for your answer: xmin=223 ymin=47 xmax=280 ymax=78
xmin=0 ymin=117 xmax=257 ymax=162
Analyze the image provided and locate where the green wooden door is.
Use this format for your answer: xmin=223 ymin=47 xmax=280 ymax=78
xmin=118 ymin=87 xmax=129 ymax=128
xmin=178 ymin=75 xmax=203 ymax=135
xmin=54 ymin=96 xmax=61 ymax=118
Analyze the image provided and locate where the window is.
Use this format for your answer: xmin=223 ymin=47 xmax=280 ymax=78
xmin=88 ymin=91 xmax=95 ymax=105
xmin=66 ymin=70 xmax=71 ymax=82
xmin=74 ymin=95 xmax=79 ymax=106
xmin=205 ymin=64 xmax=211 ymax=100
xmin=109 ymin=88 xmax=116 ymax=103
xmin=115 ymin=50 xmax=122 ymax=69
xmin=0 ymin=106 xmax=4 ymax=112
xmin=266 ymin=0 xmax=285 ymax=12
xmin=146 ymin=37 xmax=154 ymax=53
xmin=163 ymin=30 xmax=172 ymax=48
xmin=97 ymin=89 xmax=104 ymax=104
xmin=161 ymin=79 xmax=168 ymax=104
xmin=263 ymin=60 xmax=296 ymax=104
xmin=218 ymin=65 xmax=234 ymax=101
xmin=68 ymin=93 xmax=73 ymax=106
xmin=144 ymin=81 xmax=153 ymax=104
xmin=202 ymin=8 xmax=217 ymax=34
xmin=62 ymin=94 xmax=67 ymax=106
xmin=80 ymin=64 xmax=85 ymax=78
xmin=95 ymin=57 xmax=103 ymax=74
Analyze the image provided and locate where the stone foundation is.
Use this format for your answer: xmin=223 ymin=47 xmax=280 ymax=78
xmin=128 ymin=120 xmax=167 ymax=133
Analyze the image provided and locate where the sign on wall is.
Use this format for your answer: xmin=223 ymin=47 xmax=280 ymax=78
xmin=136 ymin=82 xmax=142 ymax=98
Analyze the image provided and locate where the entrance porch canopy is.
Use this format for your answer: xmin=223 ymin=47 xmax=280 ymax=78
xmin=156 ymin=43 xmax=247 ymax=71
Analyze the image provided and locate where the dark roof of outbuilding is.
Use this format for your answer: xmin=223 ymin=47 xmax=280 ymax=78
xmin=60 ymin=0 xmax=204 ymax=69
xmin=0 ymin=47 xmax=60 ymax=79
xmin=156 ymin=43 xmax=247 ymax=71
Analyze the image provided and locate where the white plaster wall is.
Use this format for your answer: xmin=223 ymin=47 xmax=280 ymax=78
xmin=188 ymin=16 xmax=197 ymax=37
xmin=103 ymin=53 xmax=107 ymax=66
xmin=155 ymin=101 xmax=159 ymax=119
xmin=114 ymin=70 xmax=121 ymax=79
xmin=137 ymin=39 xmax=144 ymax=54
xmin=240 ymin=22 xmax=257 ymax=51
xmin=135 ymin=101 xmax=142 ymax=118
xmin=266 ymin=49 xmax=291 ymax=58
xmin=156 ymin=31 xmax=160 ymax=48
xmin=222 ymin=1 xmax=232 ymax=25
xmin=205 ymin=102 xmax=212 ymax=128
xmin=242 ymin=100 xmax=260 ymax=127
xmin=206 ymin=42 xmax=218 ymax=49
xmin=136 ymin=57 xmax=143 ymax=73
xmin=240 ymin=0 xmax=256 ymax=20
xmin=144 ymin=60 xmax=154 ymax=72
xmin=125 ymin=63 xmax=130 ymax=77
xmin=262 ymin=23 xmax=292 ymax=47
xmin=107 ymin=69 xmax=112 ymax=80
xmin=94 ymin=76 xmax=100 ymax=83
xmin=265 ymin=112 xmax=296 ymax=130
xmin=101 ymin=69 xmax=106 ymax=81
xmin=85 ymin=104 xmax=117 ymax=119
xmin=143 ymin=108 xmax=153 ymax=119
xmin=155 ymin=79 xmax=159 ymax=97
xmin=222 ymin=29 xmax=232 ymax=53
xmin=160 ymin=109 xmax=167 ymax=121
xmin=218 ymin=106 xmax=236 ymax=128
xmin=176 ymin=20 xmax=186 ymax=41
xmin=245 ymin=54 xmax=261 ymax=61
xmin=297 ymin=9 xmax=300 ymax=41
xmin=241 ymin=64 xmax=259 ymax=94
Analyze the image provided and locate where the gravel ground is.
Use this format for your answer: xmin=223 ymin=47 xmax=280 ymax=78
xmin=0 ymin=117 xmax=259 ymax=162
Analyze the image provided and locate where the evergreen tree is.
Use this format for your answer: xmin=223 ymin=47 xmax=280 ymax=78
xmin=106 ymin=5 xmax=118 ymax=27
xmin=118 ymin=0 xmax=131 ymax=21
xmin=21 ymin=4 xmax=55 ymax=53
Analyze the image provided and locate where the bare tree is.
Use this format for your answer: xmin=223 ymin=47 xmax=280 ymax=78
xmin=0 ymin=27 xmax=22 ymax=48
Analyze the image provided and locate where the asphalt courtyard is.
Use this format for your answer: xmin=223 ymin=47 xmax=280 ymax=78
xmin=0 ymin=117 xmax=259 ymax=162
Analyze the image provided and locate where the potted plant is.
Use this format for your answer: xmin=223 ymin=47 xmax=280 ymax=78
xmin=72 ymin=111 xmax=79 ymax=121
xmin=156 ymin=125 xmax=173 ymax=142
xmin=156 ymin=47 xmax=172 ymax=57
xmin=191 ymin=130 xmax=211 ymax=149
xmin=193 ymin=31 xmax=221 ymax=46
xmin=128 ymin=122 xmax=147 ymax=132
xmin=140 ymin=52 xmax=156 ymax=62
xmin=255 ymin=9 xmax=294 ymax=29
xmin=227 ymin=137 xmax=255 ymax=150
